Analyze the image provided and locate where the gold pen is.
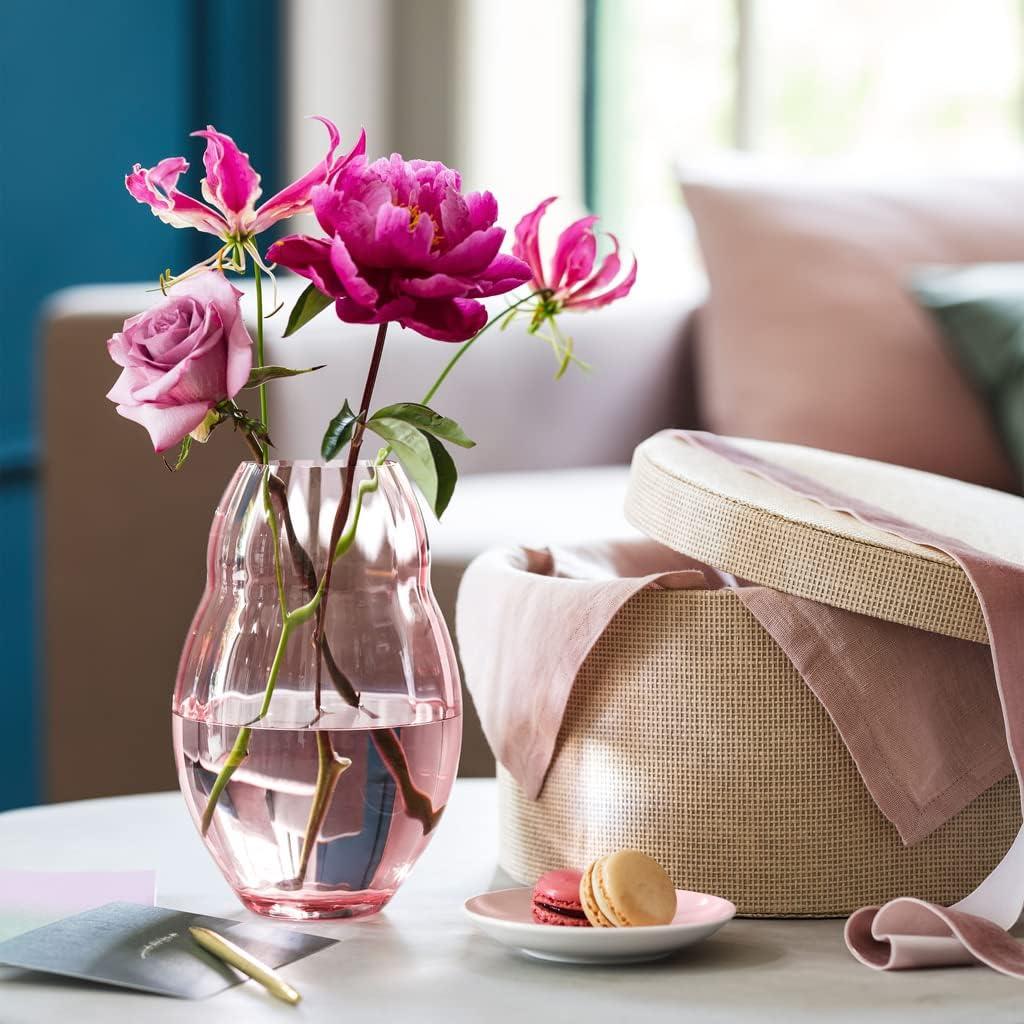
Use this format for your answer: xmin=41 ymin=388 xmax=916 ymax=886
xmin=189 ymin=926 xmax=302 ymax=1005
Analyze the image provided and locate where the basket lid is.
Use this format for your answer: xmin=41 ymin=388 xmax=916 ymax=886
xmin=625 ymin=432 xmax=1024 ymax=643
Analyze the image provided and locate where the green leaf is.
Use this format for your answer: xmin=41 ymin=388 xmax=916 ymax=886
xmin=243 ymin=364 xmax=325 ymax=389
xmin=369 ymin=402 xmax=475 ymax=448
xmin=283 ymin=283 xmax=333 ymax=337
xmin=321 ymin=399 xmax=360 ymax=461
xmin=368 ymin=417 xmax=459 ymax=517
xmin=423 ymin=432 xmax=457 ymax=517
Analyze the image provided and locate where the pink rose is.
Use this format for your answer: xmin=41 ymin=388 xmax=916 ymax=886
xmin=106 ymin=270 xmax=253 ymax=451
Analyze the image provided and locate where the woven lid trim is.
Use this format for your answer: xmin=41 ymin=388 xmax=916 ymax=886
xmin=625 ymin=435 xmax=988 ymax=643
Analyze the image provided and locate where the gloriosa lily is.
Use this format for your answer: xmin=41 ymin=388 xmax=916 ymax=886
xmin=511 ymin=196 xmax=637 ymax=377
xmin=126 ymin=117 xmax=366 ymax=288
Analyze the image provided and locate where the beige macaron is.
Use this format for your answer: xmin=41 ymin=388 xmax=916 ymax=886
xmin=579 ymin=860 xmax=615 ymax=927
xmin=580 ymin=850 xmax=676 ymax=928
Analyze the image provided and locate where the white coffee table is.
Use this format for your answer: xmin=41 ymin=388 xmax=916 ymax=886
xmin=0 ymin=779 xmax=1019 ymax=1022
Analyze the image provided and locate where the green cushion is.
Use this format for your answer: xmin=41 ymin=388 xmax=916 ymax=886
xmin=913 ymin=264 xmax=1024 ymax=479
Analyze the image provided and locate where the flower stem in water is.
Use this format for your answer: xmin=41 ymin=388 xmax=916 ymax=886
xmin=372 ymin=729 xmax=445 ymax=835
xmin=292 ymin=732 xmax=352 ymax=886
xmin=200 ymin=727 xmax=250 ymax=836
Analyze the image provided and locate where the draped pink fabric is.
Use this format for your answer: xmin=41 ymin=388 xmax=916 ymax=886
xmin=456 ymin=541 xmax=714 ymax=797
xmin=682 ymin=431 xmax=1024 ymax=977
xmin=456 ymin=431 xmax=1024 ymax=977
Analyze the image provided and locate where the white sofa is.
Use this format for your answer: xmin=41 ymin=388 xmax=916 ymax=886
xmin=42 ymin=280 xmax=698 ymax=799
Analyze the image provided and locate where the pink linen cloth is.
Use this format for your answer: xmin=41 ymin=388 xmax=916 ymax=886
xmin=459 ymin=543 xmax=1007 ymax=842
xmin=457 ymin=540 xmax=728 ymax=798
xmin=456 ymin=430 xmax=1024 ymax=977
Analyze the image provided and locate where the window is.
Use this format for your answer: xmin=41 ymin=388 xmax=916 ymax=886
xmin=587 ymin=0 xmax=1024 ymax=286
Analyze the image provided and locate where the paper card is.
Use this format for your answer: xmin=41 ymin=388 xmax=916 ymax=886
xmin=0 ymin=869 xmax=157 ymax=943
xmin=0 ymin=901 xmax=336 ymax=999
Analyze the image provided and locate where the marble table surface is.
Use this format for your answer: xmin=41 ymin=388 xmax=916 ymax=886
xmin=0 ymin=779 xmax=1018 ymax=1022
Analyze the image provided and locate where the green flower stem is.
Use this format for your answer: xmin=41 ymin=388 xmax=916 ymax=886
xmin=286 ymin=325 xmax=391 ymax=884
xmin=200 ymin=293 xmax=542 ymax=841
xmin=331 ymin=292 xmax=542 ymax=569
xmin=202 ymin=323 xmax=388 ymax=853
xmin=253 ymin=262 xmax=269 ymax=458
xmin=358 ymin=291 xmax=542 ymax=506
xmin=313 ymin=323 xmax=390 ymax=657
xmin=200 ymin=468 xmax=292 ymax=834
xmin=265 ymin=472 xmax=319 ymax=594
xmin=333 ymin=471 xmax=380 ymax=561
xmin=295 ymin=731 xmax=352 ymax=884
xmin=239 ymin=427 xmax=265 ymax=464
xmin=199 ymin=621 xmax=292 ymax=835
xmin=291 ymin=297 xmax=547 ymax=849
xmin=263 ymin=468 xmax=288 ymax=612
xmin=372 ymin=727 xmax=444 ymax=833
xmin=420 ymin=291 xmax=540 ymax=407
xmin=199 ymin=725 xmax=252 ymax=836
xmin=256 ymin=620 xmax=292 ymax=720
xmin=548 ymin=316 xmax=574 ymax=380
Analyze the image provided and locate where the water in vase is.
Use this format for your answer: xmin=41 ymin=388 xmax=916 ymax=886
xmin=173 ymin=689 xmax=461 ymax=920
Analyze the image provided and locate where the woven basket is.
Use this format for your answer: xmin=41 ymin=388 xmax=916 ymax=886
xmin=496 ymin=433 xmax=1023 ymax=917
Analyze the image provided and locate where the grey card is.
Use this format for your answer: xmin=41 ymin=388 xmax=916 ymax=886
xmin=0 ymin=901 xmax=336 ymax=999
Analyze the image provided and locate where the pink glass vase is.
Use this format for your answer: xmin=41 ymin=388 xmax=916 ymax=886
xmin=172 ymin=461 xmax=462 ymax=920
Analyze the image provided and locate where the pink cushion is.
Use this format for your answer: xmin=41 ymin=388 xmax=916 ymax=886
xmin=682 ymin=166 xmax=1024 ymax=491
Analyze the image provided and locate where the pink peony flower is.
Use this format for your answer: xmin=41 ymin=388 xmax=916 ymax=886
xmin=106 ymin=271 xmax=253 ymax=451
xmin=268 ymin=154 xmax=532 ymax=342
xmin=126 ymin=118 xmax=366 ymax=240
xmin=513 ymin=197 xmax=637 ymax=312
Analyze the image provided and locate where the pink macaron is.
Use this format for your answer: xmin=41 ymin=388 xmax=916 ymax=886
xmin=531 ymin=869 xmax=591 ymax=927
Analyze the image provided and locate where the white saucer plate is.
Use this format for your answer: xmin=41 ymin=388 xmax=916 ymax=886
xmin=464 ymin=887 xmax=736 ymax=964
